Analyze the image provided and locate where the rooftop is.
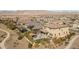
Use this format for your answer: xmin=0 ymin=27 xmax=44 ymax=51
xmin=44 ymin=20 xmax=69 ymax=29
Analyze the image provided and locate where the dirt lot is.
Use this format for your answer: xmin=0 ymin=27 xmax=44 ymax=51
xmin=5 ymin=36 xmax=29 ymax=49
xmin=0 ymin=23 xmax=29 ymax=49
xmin=70 ymin=38 xmax=79 ymax=49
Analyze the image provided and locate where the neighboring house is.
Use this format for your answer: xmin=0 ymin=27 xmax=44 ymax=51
xmin=72 ymin=20 xmax=79 ymax=31
xmin=32 ymin=20 xmax=70 ymax=40
xmin=16 ymin=23 xmax=30 ymax=33
xmin=26 ymin=20 xmax=70 ymax=40
xmin=73 ymin=24 xmax=79 ymax=28
xmin=33 ymin=33 xmax=47 ymax=40
xmin=26 ymin=20 xmax=43 ymax=30
xmin=42 ymin=27 xmax=70 ymax=38
xmin=41 ymin=20 xmax=70 ymax=38
xmin=73 ymin=20 xmax=79 ymax=28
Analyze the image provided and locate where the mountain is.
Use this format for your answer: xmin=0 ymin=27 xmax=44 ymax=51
xmin=0 ymin=10 xmax=79 ymax=15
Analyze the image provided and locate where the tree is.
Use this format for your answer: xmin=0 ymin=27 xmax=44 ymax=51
xmin=27 ymin=25 xmax=34 ymax=29
xmin=15 ymin=17 xmax=19 ymax=25
xmin=18 ymin=32 xmax=24 ymax=40
xmin=65 ymin=41 xmax=69 ymax=46
xmin=71 ymin=18 xmax=76 ymax=21
xmin=28 ymin=43 xmax=32 ymax=48
xmin=63 ymin=22 xmax=66 ymax=25
xmin=16 ymin=17 xmax=19 ymax=22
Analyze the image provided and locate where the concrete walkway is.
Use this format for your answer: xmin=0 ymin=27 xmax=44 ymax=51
xmin=24 ymin=37 xmax=32 ymax=44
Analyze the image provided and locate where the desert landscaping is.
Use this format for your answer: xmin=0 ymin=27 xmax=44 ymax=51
xmin=0 ymin=10 xmax=79 ymax=49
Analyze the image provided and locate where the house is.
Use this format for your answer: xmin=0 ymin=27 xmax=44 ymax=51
xmin=73 ymin=20 xmax=79 ymax=28
xmin=42 ymin=27 xmax=70 ymax=38
xmin=16 ymin=23 xmax=30 ymax=33
xmin=33 ymin=33 xmax=47 ymax=40
xmin=41 ymin=20 xmax=70 ymax=38
xmin=32 ymin=20 xmax=70 ymax=40
xmin=26 ymin=20 xmax=43 ymax=30
xmin=72 ymin=20 xmax=79 ymax=31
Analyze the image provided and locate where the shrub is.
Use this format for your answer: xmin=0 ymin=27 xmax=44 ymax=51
xmin=28 ymin=43 xmax=32 ymax=48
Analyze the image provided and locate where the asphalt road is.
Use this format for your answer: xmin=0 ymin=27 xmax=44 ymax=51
xmin=65 ymin=35 xmax=79 ymax=49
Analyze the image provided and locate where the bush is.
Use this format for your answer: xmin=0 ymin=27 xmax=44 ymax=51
xmin=70 ymin=32 xmax=75 ymax=36
xmin=18 ymin=34 xmax=24 ymax=40
xmin=18 ymin=36 xmax=23 ymax=40
xmin=27 ymin=25 xmax=34 ymax=29
xmin=65 ymin=42 xmax=69 ymax=46
xmin=28 ymin=43 xmax=32 ymax=48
